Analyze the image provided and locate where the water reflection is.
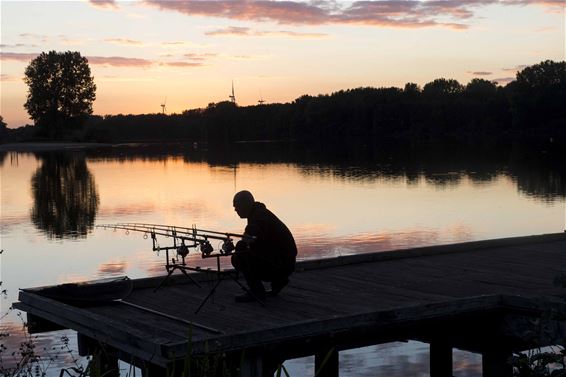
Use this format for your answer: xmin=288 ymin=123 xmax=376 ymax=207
xmin=30 ymin=152 xmax=99 ymax=239
xmin=2 ymin=142 xmax=565 ymax=377
xmin=85 ymin=142 xmax=566 ymax=202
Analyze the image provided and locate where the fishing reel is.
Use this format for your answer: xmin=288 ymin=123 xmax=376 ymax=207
xmin=220 ymin=238 xmax=235 ymax=255
xmin=200 ymin=240 xmax=214 ymax=256
xmin=176 ymin=242 xmax=190 ymax=258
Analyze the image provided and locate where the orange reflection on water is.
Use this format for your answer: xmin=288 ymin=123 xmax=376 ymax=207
xmin=97 ymin=260 xmax=128 ymax=276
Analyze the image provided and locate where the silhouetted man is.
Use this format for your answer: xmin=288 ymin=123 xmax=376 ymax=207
xmin=231 ymin=190 xmax=297 ymax=302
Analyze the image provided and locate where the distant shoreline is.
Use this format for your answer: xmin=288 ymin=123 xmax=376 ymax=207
xmin=0 ymin=142 xmax=113 ymax=152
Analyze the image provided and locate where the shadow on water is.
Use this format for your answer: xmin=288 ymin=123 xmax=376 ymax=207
xmin=30 ymin=152 xmax=99 ymax=239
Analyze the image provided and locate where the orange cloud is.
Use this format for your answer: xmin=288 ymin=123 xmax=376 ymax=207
xmin=469 ymin=71 xmax=492 ymax=76
xmin=184 ymin=52 xmax=218 ymax=61
xmin=0 ymin=74 xmax=19 ymax=82
xmin=206 ymin=26 xmax=329 ymax=38
xmin=0 ymin=52 xmax=39 ymax=62
xmin=161 ymin=61 xmax=206 ymax=67
xmin=0 ymin=52 xmax=153 ymax=67
xmin=86 ymin=56 xmax=153 ymax=67
xmin=105 ymin=38 xmax=145 ymax=46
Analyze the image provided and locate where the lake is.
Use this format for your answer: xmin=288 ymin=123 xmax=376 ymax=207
xmin=1 ymin=142 xmax=565 ymax=376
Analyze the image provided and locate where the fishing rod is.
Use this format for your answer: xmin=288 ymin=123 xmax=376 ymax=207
xmin=97 ymin=222 xmax=255 ymax=307
xmin=96 ymin=222 xmax=247 ymax=258
xmin=115 ymin=222 xmax=244 ymax=239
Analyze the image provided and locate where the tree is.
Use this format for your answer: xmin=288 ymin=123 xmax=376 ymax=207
xmin=516 ymin=59 xmax=566 ymax=89
xmin=0 ymin=115 xmax=7 ymax=141
xmin=465 ymin=78 xmax=498 ymax=97
xmin=423 ymin=78 xmax=464 ymax=97
xmin=507 ymin=60 xmax=566 ymax=130
xmin=403 ymin=82 xmax=421 ymax=95
xmin=24 ymin=51 xmax=96 ymax=137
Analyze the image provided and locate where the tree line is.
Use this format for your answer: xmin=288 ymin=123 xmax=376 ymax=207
xmin=2 ymin=52 xmax=565 ymax=146
xmin=88 ymin=60 xmax=565 ymax=146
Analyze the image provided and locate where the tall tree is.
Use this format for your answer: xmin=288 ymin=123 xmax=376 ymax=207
xmin=0 ymin=115 xmax=7 ymax=141
xmin=24 ymin=51 xmax=96 ymax=137
xmin=508 ymin=60 xmax=566 ymax=131
xmin=423 ymin=78 xmax=464 ymax=97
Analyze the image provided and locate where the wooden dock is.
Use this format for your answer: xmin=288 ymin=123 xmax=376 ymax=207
xmin=14 ymin=232 xmax=566 ymax=377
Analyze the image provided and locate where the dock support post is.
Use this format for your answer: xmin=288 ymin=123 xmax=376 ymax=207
xmin=141 ymin=363 xmax=167 ymax=377
xmin=315 ymin=347 xmax=339 ymax=377
xmin=482 ymin=348 xmax=513 ymax=377
xmin=429 ymin=342 xmax=453 ymax=377
xmin=240 ymin=354 xmax=278 ymax=377
xmin=77 ymin=334 xmax=120 ymax=377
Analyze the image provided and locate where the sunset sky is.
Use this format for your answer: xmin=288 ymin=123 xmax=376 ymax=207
xmin=1 ymin=0 xmax=564 ymax=128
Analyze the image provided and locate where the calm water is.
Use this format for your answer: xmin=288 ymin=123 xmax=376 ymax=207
xmin=1 ymin=143 xmax=565 ymax=376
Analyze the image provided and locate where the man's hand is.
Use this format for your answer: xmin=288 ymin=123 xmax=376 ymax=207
xmin=235 ymin=240 xmax=249 ymax=253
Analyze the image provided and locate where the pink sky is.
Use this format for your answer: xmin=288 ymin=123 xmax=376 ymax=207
xmin=1 ymin=0 xmax=564 ymax=128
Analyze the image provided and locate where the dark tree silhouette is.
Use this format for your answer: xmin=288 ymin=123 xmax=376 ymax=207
xmin=507 ymin=60 xmax=566 ymax=134
xmin=24 ymin=51 xmax=96 ymax=137
xmin=423 ymin=78 xmax=464 ymax=96
xmin=465 ymin=78 xmax=498 ymax=97
xmin=0 ymin=115 xmax=7 ymax=141
xmin=30 ymin=153 xmax=99 ymax=239
xmin=8 ymin=59 xmax=562 ymax=146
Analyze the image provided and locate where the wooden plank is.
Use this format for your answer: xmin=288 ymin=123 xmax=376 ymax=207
xmin=17 ymin=291 xmax=174 ymax=354
xmin=295 ymin=233 xmax=566 ymax=272
xmin=164 ymin=295 xmax=504 ymax=357
xmin=13 ymin=233 xmax=566 ymax=367
xmin=13 ymin=301 xmax=172 ymax=367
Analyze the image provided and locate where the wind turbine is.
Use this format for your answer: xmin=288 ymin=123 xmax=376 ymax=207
xmin=160 ymin=97 xmax=167 ymax=114
xmin=229 ymin=81 xmax=236 ymax=104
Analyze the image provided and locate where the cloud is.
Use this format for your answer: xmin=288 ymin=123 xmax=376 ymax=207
xmin=222 ymin=54 xmax=270 ymax=61
xmin=105 ymin=38 xmax=145 ymax=46
xmin=89 ymin=0 xmax=118 ymax=9
xmin=60 ymin=37 xmax=87 ymax=46
xmin=0 ymin=51 xmax=214 ymax=69
xmin=493 ymin=77 xmax=515 ymax=85
xmin=161 ymin=61 xmax=206 ymax=67
xmin=0 ymin=52 xmax=153 ymax=67
xmin=143 ymin=0 xmax=562 ymax=29
xmin=205 ymin=26 xmax=329 ymax=38
xmin=98 ymin=75 xmax=158 ymax=82
xmin=184 ymin=52 xmax=218 ymax=61
xmin=19 ymin=33 xmax=48 ymax=42
xmin=502 ymin=64 xmax=528 ymax=72
xmin=163 ymin=41 xmax=187 ymax=46
xmin=144 ymin=0 xmax=330 ymax=25
xmin=0 ymin=52 xmax=40 ymax=62
xmin=469 ymin=71 xmax=492 ymax=76
xmin=85 ymin=56 xmax=154 ymax=67
xmin=0 ymin=74 xmax=20 ymax=82
xmin=161 ymin=40 xmax=212 ymax=49
xmin=0 ymin=43 xmax=27 ymax=48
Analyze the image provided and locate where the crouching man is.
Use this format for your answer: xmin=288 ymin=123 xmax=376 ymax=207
xmin=231 ymin=190 xmax=297 ymax=302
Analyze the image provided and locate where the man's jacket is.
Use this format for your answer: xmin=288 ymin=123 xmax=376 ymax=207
xmin=245 ymin=202 xmax=297 ymax=271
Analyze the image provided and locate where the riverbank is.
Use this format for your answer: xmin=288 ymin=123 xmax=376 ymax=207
xmin=0 ymin=142 xmax=113 ymax=152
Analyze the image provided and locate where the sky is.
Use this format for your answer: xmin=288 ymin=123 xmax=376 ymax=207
xmin=0 ymin=0 xmax=564 ymax=128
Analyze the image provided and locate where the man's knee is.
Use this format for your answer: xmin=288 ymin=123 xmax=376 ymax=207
xmin=231 ymin=253 xmax=244 ymax=270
